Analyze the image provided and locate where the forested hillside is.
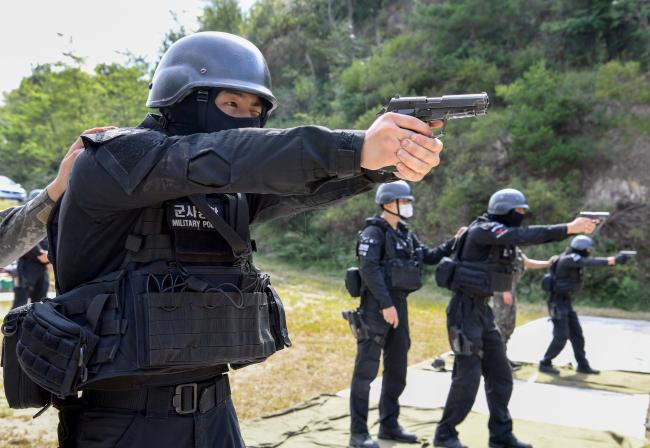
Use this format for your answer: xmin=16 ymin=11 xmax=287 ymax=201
xmin=0 ymin=0 xmax=648 ymax=308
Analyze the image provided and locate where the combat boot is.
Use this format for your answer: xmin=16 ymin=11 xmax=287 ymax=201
xmin=538 ymin=360 xmax=560 ymax=375
xmin=489 ymin=433 xmax=533 ymax=448
xmin=349 ymin=433 xmax=379 ymax=448
xmin=433 ymin=436 xmax=468 ymax=448
xmin=576 ymin=364 xmax=600 ymax=375
xmin=378 ymin=425 xmax=418 ymax=443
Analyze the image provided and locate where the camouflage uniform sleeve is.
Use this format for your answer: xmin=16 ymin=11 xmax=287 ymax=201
xmin=0 ymin=189 xmax=54 ymax=266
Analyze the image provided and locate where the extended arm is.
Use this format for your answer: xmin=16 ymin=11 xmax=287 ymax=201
xmin=473 ymin=223 xmax=568 ymax=247
xmin=248 ymin=170 xmax=395 ymax=224
xmin=76 ymin=126 xmax=366 ymax=214
xmin=522 ymin=252 xmax=555 ymax=270
xmin=413 ymin=233 xmax=456 ymax=265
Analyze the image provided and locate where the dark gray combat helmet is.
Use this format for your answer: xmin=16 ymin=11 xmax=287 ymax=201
xmin=375 ymin=181 xmax=414 ymax=205
xmin=487 ymin=188 xmax=529 ymax=215
xmin=570 ymin=235 xmax=594 ymax=251
xmin=146 ymin=32 xmax=278 ymax=113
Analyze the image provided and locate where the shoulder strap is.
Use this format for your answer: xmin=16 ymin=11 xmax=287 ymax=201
xmin=188 ymin=194 xmax=251 ymax=260
xmin=452 ymin=219 xmax=477 ymax=262
xmin=383 ymin=228 xmax=397 ymax=261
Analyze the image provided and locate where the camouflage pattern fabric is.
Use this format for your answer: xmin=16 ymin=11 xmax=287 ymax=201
xmin=492 ymin=249 xmax=525 ymax=343
xmin=0 ymin=189 xmax=54 ymax=266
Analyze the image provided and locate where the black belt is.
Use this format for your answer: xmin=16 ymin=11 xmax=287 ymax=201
xmin=81 ymin=375 xmax=230 ymax=416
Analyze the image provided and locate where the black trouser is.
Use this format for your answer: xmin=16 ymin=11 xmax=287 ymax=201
xmin=435 ymin=292 xmax=513 ymax=442
xmin=350 ymin=293 xmax=410 ymax=435
xmin=542 ymin=294 xmax=587 ymax=366
xmin=57 ymin=375 xmax=245 ymax=448
xmin=12 ymin=269 xmax=49 ymax=309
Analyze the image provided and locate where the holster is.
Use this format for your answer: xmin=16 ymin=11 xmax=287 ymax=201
xmin=342 ymin=310 xmax=370 ymax=342
xmin=448 ymin=325 xmax=482 ymax=358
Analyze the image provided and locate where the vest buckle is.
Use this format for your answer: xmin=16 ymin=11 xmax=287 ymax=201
xmin=172 ymin=383 xmax=198 ymax=414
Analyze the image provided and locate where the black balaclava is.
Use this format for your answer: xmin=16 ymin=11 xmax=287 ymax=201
xmin=160 ymin=89 xmax=262 ymax=135
xmin=489 ymin=209 xmax=525 ymax=227
xmin=570 ymin=247 xmax=591 ymax=257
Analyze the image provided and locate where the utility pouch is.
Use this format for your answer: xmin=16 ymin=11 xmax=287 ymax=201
xmin=541 ymin=273 xmax=554 ymax=292
xmin=266 ymin=284 xmax=292 ymax=349
xmin=388 ymin=259 xmax=422 ymax=292
xmin=452 ymin=264 xmax=491 ymax=296
xmin=345 ymin=267 xmax=362 ymax=297
xmin=553 ymin=279 xmax=579 ymax=294
xmin=1 ymin=305 xmax=52 ymax=408
xmin=435 ymin=257 xmax=457 ymax=288
xmin=342 ymin=310 xmax=370 ymax=341
xmin=140 ymin=290 xmax=275 ymax=368
xmin=16 ymin=301 xmax=100 ymax=397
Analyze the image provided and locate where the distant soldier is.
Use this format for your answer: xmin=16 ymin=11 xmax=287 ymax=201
xmin=539 ymin=236 xmax=632 ymax=375
xmin=11 ymin=235 xmax=49 ymax=309
xmin=433 ymin=188 xmax=597 ymax=448
xmin=491 ymin=249 xmax=555 ymax=368
xmin=349 ymin=181 xmax=456 ymax=448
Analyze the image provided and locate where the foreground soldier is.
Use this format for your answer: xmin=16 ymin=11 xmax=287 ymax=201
xmin=41 ymin=33 xmax=443 ymax=447
xmin=433 ymin=188 xmax=596 ymax=448
xmin=491 ymin=250 xmax=555 ymax=369
xmin=539 ymin=236 xmax=631 ymax=375
xmin=349 ymin=181 xmax=456 ymax=448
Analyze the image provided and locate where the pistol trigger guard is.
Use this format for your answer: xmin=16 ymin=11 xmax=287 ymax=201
xmin=432 ymin=119 xmax=447 ymax=138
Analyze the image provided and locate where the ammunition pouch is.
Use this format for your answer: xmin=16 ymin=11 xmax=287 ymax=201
xmin=345 ymin=267 xmax=362 ymax=297
xmin=541 ymin=273 xmax=554 ymax=292
xmin=435 ymin=257 xmax=456 ymax=288
xmin=451 ymin=262 xmax=513 ymax=297
xmin=1 ymin=305 xmax=52 ymax=408
xmin=16 ymin=300 xmax=101 ymax=397
xmin=386 ymin=259 xmax=422 ymax=292
xmin=552 ymin=278 xmax=580 ymax=294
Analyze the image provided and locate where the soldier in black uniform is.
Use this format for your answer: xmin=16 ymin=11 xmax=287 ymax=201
xmin=349 ymin=181 xmax=456 ymax=448
xmin=11 ymin=237 xmax=49 ymax=309
xmin=539 ymin=235 xmax=631 ymax=375
xmin=433 ymin=189 xmax=597 ymax=448
xmin=43 ymin=32 xmax=443 ymax=448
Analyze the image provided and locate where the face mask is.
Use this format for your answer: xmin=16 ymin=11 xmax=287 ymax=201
xmin=398 ymin=203 xmax=414 ymax=219
xmin=161 ymin=90 xmax=262 ymax=135
xmin=204 ymin=100 xmax=261 ymax=133
xmin=496 ymin=210 xmax=525 ymax=227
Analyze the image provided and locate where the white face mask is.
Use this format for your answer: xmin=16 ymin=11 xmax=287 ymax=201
xmin=399 ymin=203 xmax=414 ymax=219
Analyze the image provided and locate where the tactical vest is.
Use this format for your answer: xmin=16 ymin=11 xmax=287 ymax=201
xmin=8 ymin=193 xmax=291 ymax=399
xmin=359 ymin=217 xmax=423 ymax=293
xmin=549 ymin=251 xmax=583 ymax=295
xmin=450 ymin=218 xmax=517 ymax=297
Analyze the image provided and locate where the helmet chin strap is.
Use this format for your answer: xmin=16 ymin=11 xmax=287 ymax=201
xmin=382 ymin=200 xmax=408 ymax=220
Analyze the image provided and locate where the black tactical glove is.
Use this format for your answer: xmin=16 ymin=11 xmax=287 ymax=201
xmin=615 ymin=253 xmax=629 ymax=265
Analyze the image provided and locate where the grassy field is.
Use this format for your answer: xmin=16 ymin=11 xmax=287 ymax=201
xmin=1 ymin=257 xmax=648 ymax=447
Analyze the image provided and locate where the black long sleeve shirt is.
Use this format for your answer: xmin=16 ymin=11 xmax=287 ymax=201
xmin=54 ymin=115 xmax=393 ymax=292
